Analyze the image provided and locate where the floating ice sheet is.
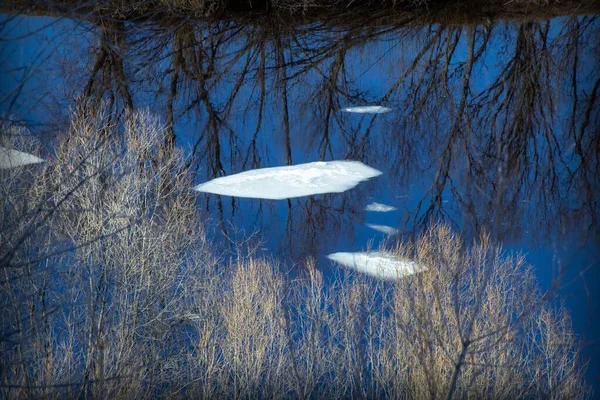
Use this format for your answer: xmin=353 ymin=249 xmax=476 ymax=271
xmin=193 ymin=160 xmax=382 ymax=200
xmin=365 ymin=202 xmax=397 ymax=212
xmin=0 ymin=146 xmax=44 ymax=169
xmin=342 ymin=106 xmax=392 ymax=114
xmin=366 ymin=223 xmax=399 ymax=236
xmin=327 ymin=251 xmax=423 ymax=280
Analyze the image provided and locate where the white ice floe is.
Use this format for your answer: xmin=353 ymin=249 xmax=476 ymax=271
xmin=0 ymin=146 xmax=44 ymax=169
xmin=193 ymin=160 xmax=382 ymax=200
xmin=365 ymin=202 xmax=397 ymax=212
xmin=327 ymin=251 xmax=423 ymax=280
xmin=366 ymin=223 xmax=399 ymax=236
xmin=342 ymin=106 xmax=392 ymax=114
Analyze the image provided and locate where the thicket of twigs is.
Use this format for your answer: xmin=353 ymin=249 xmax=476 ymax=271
xmin=0 ymin=110 xmax=590 ymax=398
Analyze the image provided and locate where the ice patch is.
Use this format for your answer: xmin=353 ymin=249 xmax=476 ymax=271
xmin=0 ymin=146 xmax=44 ymax=169
xmin=365 ymin=202 xmax=397 ymax=212
xmin=327 ymin=251 xmax=423 ymax=280
xmin=193 ymin=160 xmax=382 ymax=200
xmin=366 ymin=223 xmax=399 ymax=236
xmin=342 ymin=106 xmax=392 ymax=114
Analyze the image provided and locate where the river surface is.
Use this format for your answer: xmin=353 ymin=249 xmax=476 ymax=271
xmin=2 ymin=12 xmax=599 ymax=388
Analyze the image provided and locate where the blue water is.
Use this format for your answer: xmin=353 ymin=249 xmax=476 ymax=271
xmin=2 ymin=13 xmax=599 ymax=392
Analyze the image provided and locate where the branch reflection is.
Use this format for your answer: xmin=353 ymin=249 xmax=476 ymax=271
xmin=7 ymin=12 xmax=599 ymax=260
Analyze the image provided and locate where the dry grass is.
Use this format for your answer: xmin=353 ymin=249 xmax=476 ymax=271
xmin=0 ymin=109 xmax=590 ymax=399
xmin=1 ymin=0 xmax=598 ymax=27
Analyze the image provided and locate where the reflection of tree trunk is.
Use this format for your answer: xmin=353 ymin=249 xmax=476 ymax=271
xmin=568 ymin=19 xmax=580 ymax=139
xmin=81 ymin=22 xmax=133 ymax=115
xmin=166 ymin=22 xmax=225 ymax=178
xmin=576 ymin=77 xmax=599 ymax=159
xmin=276 ymin=36 xmax=293 ymax=165
xmin=574 ymin=76 xmax=599 ymax=229
xmin=206 ymin=111 xmax=224 ymax=178
xmin=82 ymin=47 xmax=108 ymax=104
xmin=165 ymin=34 xmax=182 ymax=151
xmin=318 ymin=47 xmax=347 ymax=159
xmin=420 ymin=26 xmax=475 ymax=224
xmin=346 ymin=115 xmax=377 ymax=161
xmin=244 ymin=42 xmax=266 ymax=169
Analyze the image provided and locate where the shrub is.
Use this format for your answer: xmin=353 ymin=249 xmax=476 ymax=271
xmin=0 ymin=110 xmax=588 ymax=399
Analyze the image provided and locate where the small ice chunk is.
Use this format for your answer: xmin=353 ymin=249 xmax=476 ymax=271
xmin=194 ymin=160 xmax=382 ymax=200
xmin=366 ymin=223 xmax=399 ymax=236
xmin=365 ymin=202 xmax=397 ymax=212
xmin=0 ymin=146 xmax=44 ymax=169
xmin=342 ymin=106 xmax=392 ymax=114
xmin=327 ymin=251 xmax=423 ymax=280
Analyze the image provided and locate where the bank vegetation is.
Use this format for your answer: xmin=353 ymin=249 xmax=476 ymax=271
xmin=1 ymin=0 xmax=599 ymax=27
xmin=0 ymin=109 xmax=590 ymax=398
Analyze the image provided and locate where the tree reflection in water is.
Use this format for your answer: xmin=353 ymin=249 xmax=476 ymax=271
xmin=1 ymin=5 xmax=599 ymax=393
xmin=35 ymin=13 xmax=596 ymax=257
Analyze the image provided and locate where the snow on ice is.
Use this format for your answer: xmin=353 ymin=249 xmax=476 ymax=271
xmin=0 ymin=146 xmax=44 ymax=169
xmin=366 ymin=223 xmax=399 ymax=236
xmin=342 ymin=106 xmax=392 ymax=114
xmin=193 ymin=160 xmax=382 ymax=200
xmin=327 ymin=251 xmax=423 ymax=280
xmin=365 ymin=202 xmax=397 ymax=212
